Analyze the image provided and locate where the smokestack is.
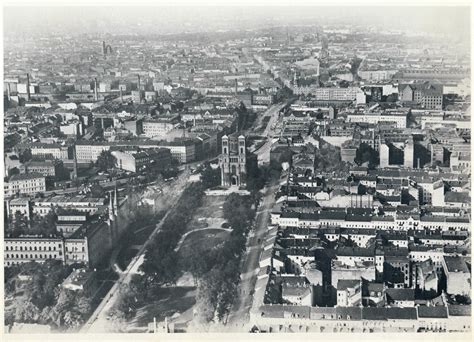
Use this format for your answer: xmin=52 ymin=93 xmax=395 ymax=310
xmin=103 ymin=41 xmax=106 ymax=56
xmin=137 ymin=75 xmax=141 ymax=91
xmin=26 ymin=73 xmax=31 ymax=101
xmin=417 ymin=158 xmax=420 ymax=169
xmin=6 ymin=83 xmax=11 ymax=101
xmin=94 ymin=78 xmax=98 ymax=101
xmin=235 ymin=79 xmax=238 ymax=94
xmin=120 ymin=88 xmax=123 ymax=103
xmin=72 ymin=145 xmax=78 ymax=180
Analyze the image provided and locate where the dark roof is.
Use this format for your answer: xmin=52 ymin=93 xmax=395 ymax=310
xmin=336 ymin=246 xmax=375 ymax=257
xmin=444 ymin=191 xmax=470 ymax=203
xmin=448 ymin=305 xmax=471 ymax=317
xmin=320 ymin=211 xmax=346 ymax=220
xmin=337 ymin=279 xmax=361 ymax=290
xmin=385 ymin=307 xmax=417 ymax=320
xmin=336 ymin=307 xmax=363 ymax=320
xmin=258 ymin=305 xmax=284 ymax=318
xmin=9 ymin=173 xmax=45 ymax=181
xmin=281 ymin=211 xmax=300 ymax=219
xmin=443 ymin=256 xmax=469 ymax=273
xmin=386 ymin=288 xmax=415 ymax=301
xmin=362 ymin=308 xmax=388 ymax=320
xmin=417 ymin=306 xmax=448 ymax=319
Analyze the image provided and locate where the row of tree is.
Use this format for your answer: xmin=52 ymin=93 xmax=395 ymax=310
xmin=6 ymin=211 xmax=58 ymax=238
xmin=189 ymin=193 xmax=256 ymax=323
xmin=111 ymin=161 xmax=264 ymax=323
xmin=111 ymin=182 xmax=206 ymax=319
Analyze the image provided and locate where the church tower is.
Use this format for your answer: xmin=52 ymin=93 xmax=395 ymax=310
xmin=218 ymin=133 xmax=247 ymax=187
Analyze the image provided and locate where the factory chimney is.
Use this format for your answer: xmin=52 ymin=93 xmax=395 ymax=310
xmin=26 ymin=73 xmax=31 ymax=101
xmin=94 ymin=78 xmax=98 ymax=101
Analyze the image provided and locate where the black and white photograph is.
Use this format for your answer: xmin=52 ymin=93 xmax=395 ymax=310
xmin=1 ymin=0 xmax=472 ymax=339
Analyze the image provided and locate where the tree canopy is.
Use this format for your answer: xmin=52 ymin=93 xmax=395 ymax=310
xmin=96 ymin=150 xmax=116 ymax=171
xmin=354 ymin=143 xmax=379 ymax=168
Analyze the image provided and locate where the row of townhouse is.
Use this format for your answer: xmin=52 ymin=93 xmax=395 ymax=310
xmin=271 ymin=210 xmax=470 ymax=232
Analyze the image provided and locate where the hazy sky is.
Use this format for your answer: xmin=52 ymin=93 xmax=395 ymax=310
xmin=4 ymin=6 xmax=470 ymax=39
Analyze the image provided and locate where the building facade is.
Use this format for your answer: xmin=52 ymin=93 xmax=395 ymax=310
xmin=219 ymin=134 xmax=247 ymax=187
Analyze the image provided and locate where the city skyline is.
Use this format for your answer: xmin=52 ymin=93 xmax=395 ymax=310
xmin=3 ymin=5 xmax=471 ymax=42
xmin=2 ymin=2 xmax=472 ymax=338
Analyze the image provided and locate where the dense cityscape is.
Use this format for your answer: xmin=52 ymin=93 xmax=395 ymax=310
xmin=2 ymin=5 xmax=471 ymax=335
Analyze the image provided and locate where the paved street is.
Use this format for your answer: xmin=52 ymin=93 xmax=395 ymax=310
xmin=224 ymin=180 xmax=279 ymax=331
xmin=251 ymin=101 xmax=288 ymax=164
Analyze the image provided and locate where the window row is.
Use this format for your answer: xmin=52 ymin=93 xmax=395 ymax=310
xmin=5 ymin=245 xmax=59 ymax=252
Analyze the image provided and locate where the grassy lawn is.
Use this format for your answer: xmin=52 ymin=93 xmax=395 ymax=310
xmin=185 ymin=195 xmax=227 ymax=234
xmin=178 ymin=229 xmax=230 ymax=260
xmin=192 ymin=195 xmax=226 ymax=220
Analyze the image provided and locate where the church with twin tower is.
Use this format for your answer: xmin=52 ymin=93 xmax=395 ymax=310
xmin=218 ymin=133 xmax=247 ymax=187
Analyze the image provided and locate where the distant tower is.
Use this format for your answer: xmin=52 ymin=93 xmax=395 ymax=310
xmin=103 ymin=41 xmax=112 ymax=57
xmin=218 ymin=134 xmax=247 ymax=187
xmin=234 ymin=79 xmax=238 ymax=95
xmin=26 ymin=73 xmax=31 ymax=101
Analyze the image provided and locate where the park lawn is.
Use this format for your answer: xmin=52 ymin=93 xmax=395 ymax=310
xmin=193 ymin=195 xmax=226 ymax=220
xmin=178 ymin=229 xmax=230 ymax=260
